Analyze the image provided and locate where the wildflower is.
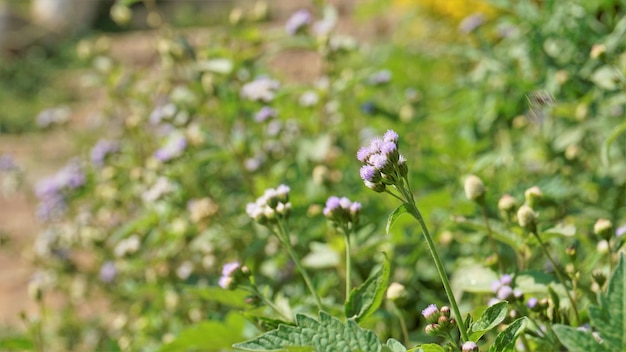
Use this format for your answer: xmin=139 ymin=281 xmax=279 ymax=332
xmin=386 ymin=282 xmax=406 ymax=302
xmin=285 ymin=9 xmax=312 ymax=35
xmin=462 ymin=341 xmax=479 ymax=352
xmin=218 ymin=261 xmax=241 ymax=289
xmin=246 ymin=185 xmax=292 ymax=224
xmin=323 ymin=196 xmax=360 ymax=225
xmin=464 ymin=175 xmax=486 ymax=203
xmin=357 ymin=130 xmax=408 ymax=192
xmin=99 ymin=261 xmax=117 ymax=283
xmin=154 ymin=133 xmax=187 ymax=162
xmin=142 ymin=177 xmax=174 ymax=203
xmin=34 ymin=160 xmax=85 ymax=221
xmin=422 ymin=303 xmax=439 ymax=323
xmin=299 ymin=91 xmax=319 ymax=107
xmin=368 ymin=70 xmax=392 ymax=85
xmin=254 ymin=106 xmax=277 ymax=122
xmin=517 ymin=205 xmax=537 ymax=232
xmin=36 ymin=105 xmax=71 ymax=128
xmin=241 ymin=77 xmax=280 ymax=102
xmin=524 ymin=186 xmax=542 ymax=207
xmin=593 ymin=218 xmax=612 ymax=240
xmin=498 ymin=194 xmax=516 ymax=212
xmin=458 ymin=13 xmax=485 ymax=34
xmin=149 ymin=103 xmax=177 ymax=125
xmin=616 ymin=224 xmax=626 ymax=237
xmin=527 ymin=297 xmax=538 ymax=310
xmin=91 ymin=139 xmax=120 ymax=167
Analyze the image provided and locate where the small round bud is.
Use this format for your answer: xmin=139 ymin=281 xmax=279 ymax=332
xmin=462 ymin=341 xmax=479 ymax=352
xmin=386 ymin=282 xmax=406 ymax=302
xmin=498 ymin=194 xmax=516 ymax=212
xmin=594 ymin=218 xmax=613 ymax=240
xmin=364 ymin=180 xmax=386 ymax=193
xmin=597 ymin=240 xmax=609 ymax=254
xmin=464 ymin=175 xmax=486 ymax=203
xmin=524 ymin=186 xmax=543 ymax=208
xmin=517 ymin=205 xmax=537 ymax=231
xmin=425 ymin=323 xmax=438 ymax=336
xmin=437 ymin=315 xmax=449 ymax=326
xmin=527 ymin=297 xmax=539 ymax=311
xmin=439 ymin=306 xmax=451 ymax=318
xmin=397 ymin=155 xmax=408 ymax=177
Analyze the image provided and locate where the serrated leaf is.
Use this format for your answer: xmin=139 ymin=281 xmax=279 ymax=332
xmin=588 ymin=255 xmax=626 ymax=351
xmin=386 ymin=204 xmax=408 ymax=235
xmin=488 ymin=317 xmax=527 ymax=352
xmin=345 ymin=254 xmax=391 ymax=322
xmin=417 ymin=344 xmax=445 ymax=352
xmin=385 ymin=338 xmax=407 ymax=352
xmin=469 ymin=301 xmax=509 ymax=341
xmin=233 ymin=311 xmax=382 ymax=352
xmin=553 ymin=325 xmax=608 ymax=352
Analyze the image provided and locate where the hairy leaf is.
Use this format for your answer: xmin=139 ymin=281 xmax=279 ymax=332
xmin=552 ymin=325 xmax=607 ymax=352
xmin=233 ymin=311 xmax=382 ymax=352
xmin=345 ymin=254 xmax=391 ymax=322
xmin=386 ymin=204 xmax=408 ymax=235
xmin=489 ymin=317 xmax=527 ymax=352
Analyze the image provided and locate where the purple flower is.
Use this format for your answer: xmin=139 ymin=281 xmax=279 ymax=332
xmin=383 ymin=130 xmax=399 ymax=143
xmin=36 ymin=195 xmax=67 ymax=222
xmin=368 ymin=138 xmax=384 ymax=153
xmin=462 ymin=341 xmax=478 ymax=352
xmin=497 ymin=285 xmax=513 ymax=300
xmin=369 ymin=70 xmax=392 ymax=85
xmin=500 ymin=274 xmax=513 ymax=286
xmin=527 ymin=297 xmax=538 ymax=309
xmin=0 ymin=154 xmax=17 ymax=172
xmin=154 ymin=133 xmax=187 ymax=162
xmin=356 ymin=146 xmax=371 ymax=163
xmin=323 ymin=196 xmax=341 ymax=217
xmin=219 ymin=261 xmax=241 ymax=289
xmin=286 ymin=9 xmax=312 ymax=35
xmin=91 ymin=139 xmax=120 ymax=167
xmin=369 ymin=153 xmax=388 ymax=170
xmin=99 ymin=261 xmax=117 ymax=283
xmin=458 ymin=13 xmax=485 ymax=34
xmin=380 ymin=141 xmax=397 ymax=156
xmin=255 ymin=106 xmax=277 ymax=122
xmin=360 ymin=165 xmax=377 ymax=182
xmin=350 ymin=202 xmax=362 ymax=214
xmin=339 ymin=197 xmax=352 ymax=209
xmin=616 ymin=224 xmax=626 ymax=237
xmin=421 ymin=304 xmax=438 ymax=320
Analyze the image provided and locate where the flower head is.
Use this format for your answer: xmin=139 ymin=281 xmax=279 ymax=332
xmin=422 ymin=304 xmax=439 ymax=322
xmin=323 ymin=196 xmax=360 ymax=225
xmin=286 ymin=9 xmax=312 ymax=35
xmin=461 ymin=341 xmax=479 ymax=352
xmin=247 ymin=185 xmax=292 ymax=225
xmin=219 ymin=261 xmax=241 ymax=289
xmin=91 ymin=139 xmax=120 ymax=167
xmin=464 ymin=175 xmax=486 ymax=202
xmin=241 ymin=77 xmax=280 ymax=102
xmin=154 ymin=133 xmax=187 ymax=162
xmin=254 ymin=106 xmax=277 ymax=122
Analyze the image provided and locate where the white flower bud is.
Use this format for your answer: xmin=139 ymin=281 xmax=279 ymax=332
xmin=464 ymin=175 xmax=486 ymax=202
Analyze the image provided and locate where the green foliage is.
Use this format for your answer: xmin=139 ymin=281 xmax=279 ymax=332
xmin=554 ymin=255 xmax=626 ymax=351
xmin=160 ymin=313 xmax=247 ymax=351
xmin=233 ymin=312 xmax=382 ymax=352
xmin=386 ymin=205 xmax=408 ymax=235
xmin=345 ymin=254 xmax=391 ymax=322
xmin=489 ymin=317 xmax=528 ymax=352
xmin=469 ymin=301 xmax=509 ymax=341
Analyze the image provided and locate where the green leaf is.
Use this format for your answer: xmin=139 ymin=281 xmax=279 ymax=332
xmin=345 ymin=254 xmax=391 ymax=322
xmin=552 ymin=325 xmax=607 ymax=352
xmin=451 ymin=262 xmax=499 ymax=295
xmin=601 ymin=120 xmax=626 ymax=166
xmin=0 ymin=335 xmax=34 ymax=350
xmin=469 ymin=301 xmax=509 ymax=341
xmin=450 ymin=216 xmax=523 ymax=250
xmin=542 ymin=224 xmax=576 ymax=237
xmin=488 ymin=317 xmax=527 ymax=352
xmin=385 ymin=338 xmax=407 ymax=352
xmin=587 ymin=255 xmax=626 ymax=351
xmin=386 ymin=204 xmax=408 ymax=235
xmin=417 ymin=344 xmax=445 ymax=352
xmin=160 ymin=312 xmax=247 ymax=351
xmin=186 ymin=286 xmax=250 ymax=309
xmin=233 ymin=311 xmax=382 ymax=352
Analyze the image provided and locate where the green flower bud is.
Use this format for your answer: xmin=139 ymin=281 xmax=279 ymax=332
xmin=524 ymin=186 xmax=543 ymax=208
xmin=593 ymin=218 xmax=613 ymax=240
xmin=498 ymin=194 xmax=516 ymax=212
xmin=517 ymin=205 xmax=537 ymax=232
xmin=464 ymin=175 xmax=486 ymax=203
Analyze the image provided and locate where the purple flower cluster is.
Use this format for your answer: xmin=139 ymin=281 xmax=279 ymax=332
xmin=91 ymin=139 xmax=120 ymax=167
xmin=323 ymin=196 xmax=361 ymax=225
xmin=154 ymin=133 xmax=187 ymax=162
xmin=357 ymin=130 xmax=407 ymax=192
xmin=35 ymin=160 xmax=86 ymax=221
xmin=99 ymin=261 xmax=117 ymax=283
xmin=368 ymin=69 xmax=392 ymax=85
xmin=254 ymin=106 xmax=277 ymax=122
xmin=218 ymin=261 xmax=241 ymax=289
xmin=421 ymin=304 xmax=455 ymax=337
xmin=490 ymin=274 xmax=522 ymax=304
xmin=246 ymin=185 xmax=292 ymax=224
xmin=285 ymin=9 xmax=312 ymax=35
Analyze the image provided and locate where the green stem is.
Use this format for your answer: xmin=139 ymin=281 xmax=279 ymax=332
xmin=392 ymin=303 xmax=410 ymax=347
xmin=343 ymin=227 xmax=352 ymax=300
xmin=275 ymin=221 xmax=323 ymax=311
xmin=243 ymin=284 xmax=291 ymax=321
xmin=481 ymin=205 xmax=505 ymax=274
xmin=396 ymin=183 xmax=468 ymax=342
xmin=532 ymin=231 xmax=580 ymax=326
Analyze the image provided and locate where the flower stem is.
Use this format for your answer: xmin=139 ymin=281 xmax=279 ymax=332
xmin=343 ymin=227 xmax=352 ymax=300
xmin=480 ymin=205 xmax=505 ymax=274
xmin=275 ymin=221 xmax=323 ymax=311
xmin=532 ymin=230 xmax=580 ymax=326
xmin=243 ymin=284 xmax=291 ymax=321
xmin=392 ymin=303 xmax=410 ymax=347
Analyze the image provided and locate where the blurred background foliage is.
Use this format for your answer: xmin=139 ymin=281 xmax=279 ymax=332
xmin=0 ymin=0 xmax=625 ymax=351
